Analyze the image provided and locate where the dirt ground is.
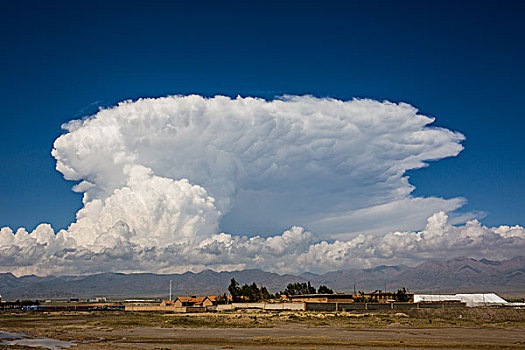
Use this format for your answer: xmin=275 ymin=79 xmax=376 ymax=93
xmin=1 ymin=308 xmax=524 ymax=349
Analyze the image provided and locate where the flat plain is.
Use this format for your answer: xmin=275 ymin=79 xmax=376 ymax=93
xmin=1 ymin=308 xmax=524 ymax=349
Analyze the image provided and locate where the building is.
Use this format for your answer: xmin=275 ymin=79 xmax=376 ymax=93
xmin=202 ymin=295 xmax=231 ymax=306
xmin=173 ymin=295 xmax=230 ymax=307
xmin=86 ymin=297 xmax=108 ymax=303
xmin=287 ymin=291 xmax=414 ymax=304
xmin=287 ymin=294 xmax=355 ymax=303
xmin=366 ymin=290 xmax=414 ymax=303
xmin=414 ymin=293 xmax=507 ymax=307
xmin=173 ymin=296 xmax=206 ymax=307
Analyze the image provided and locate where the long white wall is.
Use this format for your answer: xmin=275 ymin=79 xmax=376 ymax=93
xmin=216 ymin=302 xmax=305 ymax=311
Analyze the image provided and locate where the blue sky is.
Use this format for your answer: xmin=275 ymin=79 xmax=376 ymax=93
xmin=1 ymin=0 xmax=524 ymax=235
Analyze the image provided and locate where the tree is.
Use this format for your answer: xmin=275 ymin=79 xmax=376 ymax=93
xmin=395 ymin=287 xmax=410 ymax=302
xmin=228 ymin=278 xmax=241 ymax=301
xmin=216 ymin=293 xmax=230 ymax=304
xmin=283 ymin=281 xmax=316 ymax=296
xmin=228 ymin=278 xmax=274 ymax=302
xmin=307 ymin=281 xmax=316 ymax=294
xmin=260 ymin=286 xmax=271 ymax=301
xmin=317 ymin=285 xmax=333 ymax=294
xmin=240 ymin=282 xmax=260 ymax=301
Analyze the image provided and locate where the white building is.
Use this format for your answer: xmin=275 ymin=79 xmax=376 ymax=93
xmin=414 ymin=293 xmax=507 ymax=307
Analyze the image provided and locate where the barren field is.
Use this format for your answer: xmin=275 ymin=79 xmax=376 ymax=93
xmin=1 ymin=308 xmax=524 ymax=349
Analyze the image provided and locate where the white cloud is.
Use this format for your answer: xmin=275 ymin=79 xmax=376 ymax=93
xmin=292 ymin=212 xmax=525 ymax=272
xmin=51 ymin=95 xmax=465 ymax=235
xmin=1 ymin=212 xmax=524 ymax=276
xmin=66 ymin=165 xmax=220 ymax=249
xmin=312 ymin=196 xmax=468 ymax=239
xmin=2 ymin=94 xmax=520 ymax=276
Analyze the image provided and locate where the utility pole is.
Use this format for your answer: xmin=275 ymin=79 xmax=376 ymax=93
xmin=169 ymin=280 xmax=172 ymax=301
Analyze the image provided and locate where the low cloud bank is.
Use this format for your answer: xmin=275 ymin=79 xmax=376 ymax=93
xmin=1 ymin=95 xmax=521 ymax=276
xmin=1 ymin=212 xmax=524 ymax=276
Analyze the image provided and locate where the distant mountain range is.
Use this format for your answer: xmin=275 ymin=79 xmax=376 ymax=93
xmin=0 ymin=256 xmax=523 ymax=300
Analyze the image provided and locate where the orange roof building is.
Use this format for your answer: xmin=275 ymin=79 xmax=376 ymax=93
xmin=173 ymin=295 xmax=232 ymax=307
xmin=174 ymin=296 xmax=206 ymax=307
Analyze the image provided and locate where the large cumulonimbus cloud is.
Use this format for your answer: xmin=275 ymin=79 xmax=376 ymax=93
xmin=1 ymin=95 xmax=524 ymax=276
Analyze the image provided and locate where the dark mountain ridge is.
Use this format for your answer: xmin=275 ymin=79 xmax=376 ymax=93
xmin=0 ymin=256 xmax=523 ymax=300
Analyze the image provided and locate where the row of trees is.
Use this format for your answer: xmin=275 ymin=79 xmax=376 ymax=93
xmin=227 ymin=278 xmax=333 ymax=301
xmin=226 ymin=278 xmax=410 ymax=303
xmin=227 ymin=279 xmax=272 ymax=302
xmin=281 ymin=281 xmax=333 ymax=295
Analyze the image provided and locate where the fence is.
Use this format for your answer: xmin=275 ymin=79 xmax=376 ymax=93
xmin=126 ymin=302 xmax=466 ymax=312
xmin=304 ymin=302 xmax=466 ymax=311
xmin=216 ymin=302 xmax=306 ymax=311
xmin=125 ymin=305 xmax=205 ymax=312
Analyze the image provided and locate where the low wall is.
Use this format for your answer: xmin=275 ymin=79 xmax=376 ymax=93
xmin=417 ymin=302 xmax=467 ymax=309
xmin=231 ymin=302 xmax=266 ymax=309
xmin=304 ymin=302 xmax=466 ymax=311
xmin=216 ymin=303 xmax=306 ymax=311
xmin=125 ymin=305 xmax=205 ymax=312
xmin=127 ymin=302 xmax=466 ymax=312
xmin=264 ymin=303 xmax=305 ymax=311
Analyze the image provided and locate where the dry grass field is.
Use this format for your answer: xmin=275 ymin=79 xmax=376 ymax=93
xmin=0 ymin=308 xmax=524 ymax=349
